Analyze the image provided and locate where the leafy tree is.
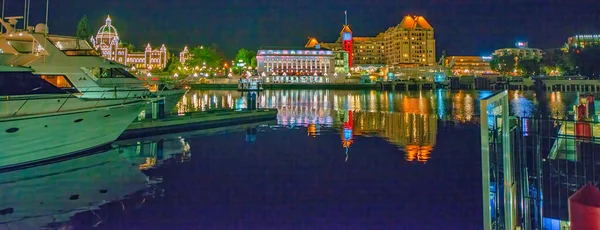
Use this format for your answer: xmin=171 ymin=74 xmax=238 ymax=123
xmin=163 ymin=53 xmax=176 ymax=72
xmin=251 ymin=57 xmax=257 ymax=68
xmin=127 ymin=44 xmax=136 ymax=52
xmin=235 ymin=48 xmax=251 ymax=64
xmin=186 ymin=44 xmax=224 ymax=69
xmin=76 ymin=15 xmax=91 ymax=41
xmin=568 ymin=45 xmax=600 ymax=78
xmin=540 ymin=49 xmax=574 ymax=75
xmin=490 ymin=55 xmax=516 ymax=76
xmin=518 ymin=59 xmax=540 ymax=77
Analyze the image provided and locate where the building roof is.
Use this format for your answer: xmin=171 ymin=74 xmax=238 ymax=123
xmin=97 ymin=15 xmax=118 ymax=36
xmin=305 ymin=37 xmax=320 ymax=48
xmin=340 ymin=25 xmax=352 ymax=34
xmin=398 ymin=15 xmax=433 ymax=29
xmin=259 ymin=46 xmax=331 ymax=51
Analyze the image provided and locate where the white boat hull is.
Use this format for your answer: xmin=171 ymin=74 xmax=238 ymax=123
xmin=0 ymin=102 xmax=146 ymax=170
xmin=0 ymin=148 xmax=148 ymax=229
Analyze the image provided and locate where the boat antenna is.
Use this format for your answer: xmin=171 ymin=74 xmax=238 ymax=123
xmin=26 ymin=0 xmax=31 ymax=30
xmin=23 ymin=0 xmax=26 ymax=30
xmin=45 ymin=0 xmax=49 ymax=34
xmin=43 ymin=0 xmax=49 ymax=63
xmin=1 ymin=0 xmax=4 ymax=33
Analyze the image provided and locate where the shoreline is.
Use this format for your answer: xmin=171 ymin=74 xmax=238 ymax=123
xmin=190 ymin=83 xmax=379 ymax=90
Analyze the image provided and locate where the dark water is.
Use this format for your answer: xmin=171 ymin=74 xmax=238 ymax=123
xmin=0 ymin=90 xmax=585 ymax=229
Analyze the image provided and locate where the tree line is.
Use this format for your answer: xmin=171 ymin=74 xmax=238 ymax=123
xmin=489 ymin=46 xmax=600 ymax=78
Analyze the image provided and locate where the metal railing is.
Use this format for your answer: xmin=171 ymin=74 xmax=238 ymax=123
xmin=1 ymin=87 xmax=153 ymax=119
xmin=499 ymin=116 xmax=600 ymax=229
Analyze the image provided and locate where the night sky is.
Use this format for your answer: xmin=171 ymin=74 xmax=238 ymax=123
xmin=5 ymin=0 xmax=599 ymax=58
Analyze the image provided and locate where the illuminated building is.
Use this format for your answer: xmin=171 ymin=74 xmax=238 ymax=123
xmin=493 ymin=41 xmax=543 ymax=60
xmin=180 ymin=46 xmax=190 ymax=64
xmin=445 ymin=56 xmax=496 ymax=76
xmin=567 ymin=35 xmax=600 ymax=49
xmin=307 ymin=37 xmax=349 ymax=73
xmin=255 ymin=47 xmax=335 ymax=78
xmin=309 ymin=15 xmax=435 ymax=67
xmin=90 ymin=15 xmax=168 ymax=70
xmin=382 ymin=16 xmax=436 ymax=66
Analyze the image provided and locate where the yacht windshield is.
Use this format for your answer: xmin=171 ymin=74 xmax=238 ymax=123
xmin=89 ymin=68 xmax=137 ymax=79
xmin=47 ymin=36 xmax=98 ymax=56
xmin=8 ymin=40 xmax=33 ymax=53
xmin=0 ymin=71 xmax=67 ymax=96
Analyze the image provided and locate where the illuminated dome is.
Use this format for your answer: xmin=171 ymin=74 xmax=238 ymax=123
xmin=95 ymin=15 xmax=119 ymax=45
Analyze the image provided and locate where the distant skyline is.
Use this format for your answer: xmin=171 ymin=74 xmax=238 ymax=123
xmin=3 ymin=0 xmax=599 ymax=58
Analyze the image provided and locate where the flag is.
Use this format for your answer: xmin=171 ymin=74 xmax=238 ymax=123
xmin=344 ymin=10 xmax=347 ymax=15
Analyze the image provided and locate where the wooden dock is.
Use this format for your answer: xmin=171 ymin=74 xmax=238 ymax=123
xmin=119 ymin=109 xmax=278 ymax=140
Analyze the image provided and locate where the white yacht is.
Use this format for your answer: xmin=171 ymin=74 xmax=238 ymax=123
xmin=0 ymin=18 xmax=185 ymax=114
xmin=0 ymin=147 xmax=149 ymax=229
xmin=0 ymin=65 xmax=148 ymax=170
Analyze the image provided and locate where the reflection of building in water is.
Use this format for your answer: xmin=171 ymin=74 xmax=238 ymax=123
xmin=337 ymin=108 xmax=437 ymax=163
xmin=341 ymin=111 xmax=354 ymax=162
xmin=260 ymin=90 xmax=335 ymax=126
xmin=307 ymin=124 xmax=321 ymax=137
xmin=179 ymin=90 xmax=481 ymax=127
xmin=123 ymin=138 xmax=191 ymax=170
xmin=246 ymin=128 xmax=257 ymax=143
xmin=354 ymin=111 xmax=437 ymax=162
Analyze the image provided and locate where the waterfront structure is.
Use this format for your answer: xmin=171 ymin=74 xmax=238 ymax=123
xmin=308 ymin=15 xmax=436 ymax=67
xmin=255 ymin=47 xmax=335 ymax=82
xmin=180 ymin=46 xmax=190 ymax=64
xmin=493 ymin=41 xmax=543 ymax=60
xmin=445 ymin=56 xmax=496 ymax=76
xmin=382 ymin=16 xmax=435 ymax=65
xmin=91 ymin=15 xmax=168 ymax=70
xmin=567 ymin=34 xmax=600 ymax=49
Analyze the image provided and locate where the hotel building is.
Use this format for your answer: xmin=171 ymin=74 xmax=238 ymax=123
xmin=445 ymin=56 xmax=496 ymax=76
xmin=567 ymin=34 xmax=600 ymax=49
xmin=91 ymin=15 xmax=168 ymax=70
xmin=255 ymin=46 xmax=335 ymax=77
xmin=308 ymin=15 xmax=436 ymax=67
xmin=493 ymin=41 xmax=543 ymax=60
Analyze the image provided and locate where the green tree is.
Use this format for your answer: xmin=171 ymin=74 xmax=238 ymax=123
xmin=517 ymin=58 xmax=540 ymax=77
xmin=490 ymin=55 xmax=516 ymax=76
xmin=251 ymin=57 xmax=257 ymax=68
xmin=127 ymin=43 xmax=135 ymax=52
xmin=76 ymin=15 xmax=91 ymax=41
xmin=235 ymin=48 xmax=251 ymax=64
xmin=186 ymin=44 xmax=224 ymax=69
xmin=568 ymin=45 xmax=600 ymax=77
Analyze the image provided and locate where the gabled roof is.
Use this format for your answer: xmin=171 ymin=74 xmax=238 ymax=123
xmin=340 ymin=25 xmax=352 ymax=34
xmin=305 ymin=37 xmax=320 ymax=48
xmin=398 ymin=15 xmax=433 ymax=29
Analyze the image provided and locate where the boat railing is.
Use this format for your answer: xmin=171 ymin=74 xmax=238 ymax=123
xmin=2 ymin=87 xmax=151 ymax=118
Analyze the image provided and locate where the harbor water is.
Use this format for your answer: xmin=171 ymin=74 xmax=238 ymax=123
xmin=0 ymin=89 xmax=587 ymax=229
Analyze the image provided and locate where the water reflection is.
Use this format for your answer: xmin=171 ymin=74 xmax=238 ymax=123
xmin=177 ymin=89 xmax=586 ymax=164
xmin=0 ymin=148 xmax=150 ymax=229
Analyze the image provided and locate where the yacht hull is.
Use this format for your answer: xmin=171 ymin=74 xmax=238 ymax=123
xmin=0 ymin=102 xmax=146 ymax=170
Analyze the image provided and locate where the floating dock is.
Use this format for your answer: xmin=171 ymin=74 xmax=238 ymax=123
xmin=119 ymin=109 xmax=278 ymax=140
